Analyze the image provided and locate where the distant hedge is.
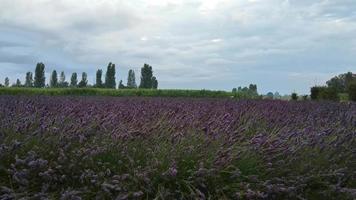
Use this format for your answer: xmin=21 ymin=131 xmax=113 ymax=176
xmin=0 ymin=87 xmax=235 ymax=98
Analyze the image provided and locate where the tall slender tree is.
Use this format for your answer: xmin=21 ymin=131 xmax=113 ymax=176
xmin=96 ymin=69 xmax=103 ymax=88
xmin=139 ymin=64 xmax=153 ymax=89
xmin=59 ymin=71 xmax=68 ymax=87
xmin=105 ymin=63 xmax=116 ymax=88
xmin=78 ymin=72 xmax=88 ymax=88
xmin=152 ymin=76 xmax=158 ymax=89
xmin=15 ymin=79 xmax=22 ymax=87
xmin=4 ymin=77 xmax=9 ymax=87
xmin=127 ymin=69 xmax=137 ymax=88
xmin=50 ymin=70 xmax=58 ymax=88
xmin=25 ymin=72 xmax=33 ymax=87
xmin=70 ymin=73 xmax=78 ymax=87
xmin=34 ymin=62 xmax=45 ymax=88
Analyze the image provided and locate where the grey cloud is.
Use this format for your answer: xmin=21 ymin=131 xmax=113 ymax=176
xmin=0 ymin=0 xmax=355 ymax=94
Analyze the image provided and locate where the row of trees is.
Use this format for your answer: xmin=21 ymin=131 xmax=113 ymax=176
xmin=2 ymin=63 xmax=159 ymax=89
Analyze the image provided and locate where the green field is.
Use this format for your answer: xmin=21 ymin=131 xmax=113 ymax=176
xmin=0 ymin=87 xmax=236 ymax=98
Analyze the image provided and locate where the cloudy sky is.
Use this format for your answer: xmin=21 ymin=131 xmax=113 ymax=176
xmin=0 ymin=0 xmax=355 ymax=94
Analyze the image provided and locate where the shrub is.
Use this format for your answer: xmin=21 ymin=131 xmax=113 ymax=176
xmin=291 ymin=93 xmax=298 ymax=101
xmin=310 ymin=87 xmax=320 ymax=100
xmin=348 ymin=81 xmax=356 ymax=101
xmin=310 ymin=86 xmax=339 ymax=101
xmin=319 ymin=87 xmax=339 ymax=101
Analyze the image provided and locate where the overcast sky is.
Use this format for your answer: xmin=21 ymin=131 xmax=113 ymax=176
xmin=0 ymin=0 xmax=355 ymax=94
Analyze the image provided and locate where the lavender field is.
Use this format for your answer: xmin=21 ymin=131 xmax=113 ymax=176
xmin=0 ymin=96 xmax=355 ymax=199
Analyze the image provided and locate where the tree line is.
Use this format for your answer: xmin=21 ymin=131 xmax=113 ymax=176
xmin=311 ymin=72 xmax=356 ymax=101
xmin=1 ymin=63 xmax=158 ymax=89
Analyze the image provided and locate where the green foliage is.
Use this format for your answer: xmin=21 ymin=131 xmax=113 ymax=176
xmin=311 ymin=86 xmax=339 ymax=101
xmin=78 ymin=72 xmax=88 ymax=88
xmin=4 ymin=77 xmax=9 ymax=87
xmin=13 ymin=78 xmax=22 ymax=87
xmin=127 ymin=69 xmax=137 ymax=88
xmin=0 ymin=87 xmax=235 ymax=98
xmin=59 ymin=71 xmax=68 ymax=87
xmin=70 ymin=73 xmax=78 ymax=87
xmin=34 ymin=62 xmax=45 ymax=88
xmin=105 ymin=63 xmax=116 ymax=89
xmin=139 ymin=63 xmax=153 ymax=89
xmin=326 ymin=72 xmax=355 ymax=93
xmin=348 ymin=81 xmax=356 ymax=101
xmin=232 ymin=84 xmax=259 ymax=99
xmin=311 ymin=87 xmax=320 ymax=100
xmin=95 ymin=69 xmax=103 ymax=88
xmin=25 ymin=72 xmax=33 ymax=87
xmin=118 ymin=80 xmax=125 ymax=89
xmin=139 ymin=63 xmax=158 ymax=89
xmin=291 ymin=93 xmax=298 ymax=100
xmin=152 ymin=76 xmax=158 ymax=89
xmin=50 ymin=70 xmax=58 ymax=88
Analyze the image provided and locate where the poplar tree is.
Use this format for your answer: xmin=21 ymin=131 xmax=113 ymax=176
xmin=96 ymin=69 xmax=103 ymax=88
xmin=105 ymin=63 xmax=116 ymax=88
xmin=59 ymin=71 xmax=68 ymax=87
xmin=139 ymin=64 xmax=153 ymax=89
xmin=34 ymin=62 xmax=45 ymax=88
xmin=152 ymin=76 xmax=158 ymax=89
xmin=4 ymin=77 xmax=9 ymax=87
xmin=127 ymin=69 xmax=137 ymax=88
xmin=78 ymin=72 xmax=88 ymax=88
xmin=25 ymin=72 xmax=33 ymax=87
xmin=70 ymin=73 xmax=78 ymax=87
xmin=50 ymin=70 xmax=58 ymax=87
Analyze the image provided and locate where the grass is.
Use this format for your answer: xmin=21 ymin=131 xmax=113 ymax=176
xmin=0 ymin=87 xmax=234 ymax=98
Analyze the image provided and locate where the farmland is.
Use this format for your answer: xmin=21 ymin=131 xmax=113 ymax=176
xmin=0 ymin=96 xmax=355 ymax=199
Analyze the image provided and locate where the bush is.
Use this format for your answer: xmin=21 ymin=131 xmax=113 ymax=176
xmin=319 ymin=87 xmax=339 ymax=101
xmin=310 ymin=87 xmax=320 ymax=100
xmin=348 ymin=81 xmax=356 ymax=101
xmin=291 ymin=93 xmax=298 ymax=101
xmin=310 ymin=86 xmax=339 ymax=101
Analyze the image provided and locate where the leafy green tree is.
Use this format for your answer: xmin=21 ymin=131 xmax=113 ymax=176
xmin=4 ymin=77 xmax=9 ymax=87
xmin=249 ymin=84 xmax=257 ymax=95
xmin=34 ymin=62 xmax=46 ymax=88
xmin=127 ymin=69 xmax=137 ymax=88
xmin=326 ymin=72 xmax=355 ymax=93
xmin=348 ymin=81 xmax=356 ymax=101
xmin=78 ymin=72 xmax=88 ymax=88
xmin=96 ymin=69 xmax=103 ymax=88
xmin=232 ymin=88 xmax=237 ymax=93
xmin=152 ymin=76 xmax=158 ymax=89
xmin=118 ymin=80 xmax=125 ymax=89
xmin=105 ymin=63 xmax=116 ymax=89
xmin=59 ymin=71 xmax=68 ymax=87
xmin=139 ymin=64 xmax=153 ymax=88
xmin=50 ymin=70 xmax=58 ymax=88
xmin=70 ymin=73 xmax=78 ymax=87
xmin=14 ymin=79 xmax=22 ymax=87
xmin=25 ymin=72 xmax=33 ymax=87
xmin=291 ymin=93 xmax=298 ymax=101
